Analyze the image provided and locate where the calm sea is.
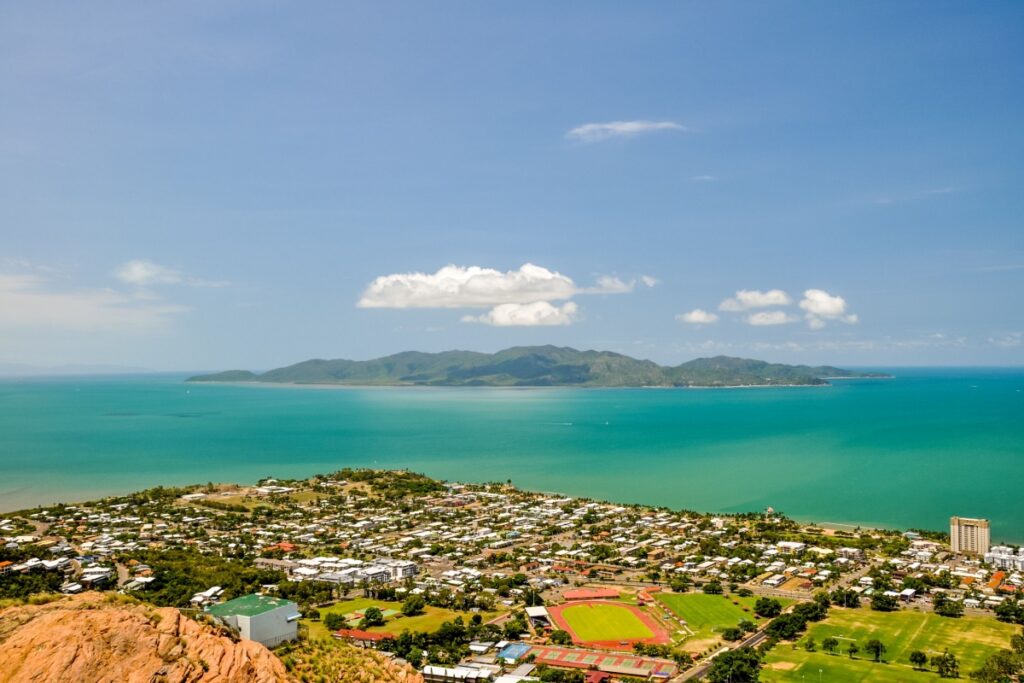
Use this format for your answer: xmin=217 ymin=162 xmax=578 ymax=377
xmin=1 ymin=369 xmax=1021 ymax=541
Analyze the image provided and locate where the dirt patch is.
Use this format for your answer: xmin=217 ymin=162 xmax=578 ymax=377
xmin=767 ymin=662 xmax=798 ymax=671
xmin=680 ymin=637 xmax=719 ymax=653
xmin=780 ymin=577 xmax=812 ymax=592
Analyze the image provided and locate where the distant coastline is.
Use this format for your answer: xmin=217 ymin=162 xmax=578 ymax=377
xmin=1 ymin=475 xmax=948 ymax=542
xmin=185 ymin=380 xmax=852 ymax=390
xmin=188 ymin=345 xmax=891 ymax=388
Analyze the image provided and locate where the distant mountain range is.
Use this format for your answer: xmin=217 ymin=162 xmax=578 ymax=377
xmin=187 ymin=346 xmax=888 ymax=387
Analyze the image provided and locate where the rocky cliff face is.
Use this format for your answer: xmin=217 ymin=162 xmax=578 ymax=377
xmin=0 ymin=592 xmax=288 ymax=683
xmin=0 ymin=592 xmax=427 ymax=683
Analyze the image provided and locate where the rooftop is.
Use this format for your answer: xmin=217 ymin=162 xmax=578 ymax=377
xmin=206 ymin=594 xmax=295 ymax=618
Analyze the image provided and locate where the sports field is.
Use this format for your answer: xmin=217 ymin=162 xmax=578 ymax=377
xmin=761 ymin=607 xmax=1017 ymax=682
xmin=655 ymin=593 xmax=757 ymax=630
xmin=560 ymin=603 xmax=654 ymax=641
xmin=548 ymin=600 xmax=670 ymax=649
xmin=654 ymin=592 xmax=786 ymax=649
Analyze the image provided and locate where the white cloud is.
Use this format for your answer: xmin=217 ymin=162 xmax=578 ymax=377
xmin=746 ymin=311 xmax=799 ymax=326
xmin=463 ymin=301 xmax=579 ymax=327
xmin=0 ymin=272 xmax=187 ymax=332
xmin=799 ymin=289 xmax=858 ymax=329
xmin=566 ymin=120 xmax=686 ymax=143
xmin=358 ymin=263 xmax=579 ymax=309
xmin=719 ymin=289 xmax=792 ymax=312
xmin=640 ymin=275 xmax=659 ymax=288
xmin=359 ymin=263 xmax=650 ymax=327
xmin=586 ymin=275 xmax=635 ymax=294
xmin=989 ymin=332 xmax=1022 ymax=348
xmin=114 ymin=260 xmax=183 ymax=286
xmin=677 ymin=309 xmax=719 ymax=324
xmin=113 ymin=259 xmax=228 ymax=288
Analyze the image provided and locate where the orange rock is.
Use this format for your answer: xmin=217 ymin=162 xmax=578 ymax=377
xmin=0 ymin=592 xmax=288 ymax=682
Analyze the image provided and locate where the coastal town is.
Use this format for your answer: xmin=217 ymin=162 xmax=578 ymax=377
xmin=2 ymin=469 xmax=1023 ymax=682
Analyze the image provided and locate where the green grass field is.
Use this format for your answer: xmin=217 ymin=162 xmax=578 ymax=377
xmin=761 ymin=607 xmax=1018 ymax=682
xmin=559 ymin=603 xmax=655 ymax=642
xmin=304 ymin=598 xmax=498 ymax=640
xmin=654 ymin=592 xmax=787 ymax=647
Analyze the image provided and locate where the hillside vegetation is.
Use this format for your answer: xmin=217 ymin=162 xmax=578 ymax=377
xmin=189 ymin=346 xmax=886 ymax=387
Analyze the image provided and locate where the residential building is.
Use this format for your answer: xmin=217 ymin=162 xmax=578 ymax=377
xmin=985 ymin=545 xmax=1024 ymax=571
xmin=950 ymin=516 xmax=991 ymax=556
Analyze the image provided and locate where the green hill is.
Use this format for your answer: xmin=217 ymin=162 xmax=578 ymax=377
xmin=187 ymin=346 xmax=887 ymax=387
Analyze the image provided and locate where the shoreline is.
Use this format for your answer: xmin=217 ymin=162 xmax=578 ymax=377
xmin=1 ymin=474 xmax=948 ymax=542
xmin=184 ymin=379 xmax=853 ymax=391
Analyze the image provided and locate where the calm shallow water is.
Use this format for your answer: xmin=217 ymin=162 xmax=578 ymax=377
xmin=1 ymin=369 xmax=1022 ymax=541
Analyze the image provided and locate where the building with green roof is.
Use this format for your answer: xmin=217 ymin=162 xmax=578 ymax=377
xmin=206 ymin=594 xmax=300 ymax=647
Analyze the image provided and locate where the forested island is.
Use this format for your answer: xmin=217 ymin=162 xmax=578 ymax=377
xmin=187 ymin=346 xmax=889 ymax=388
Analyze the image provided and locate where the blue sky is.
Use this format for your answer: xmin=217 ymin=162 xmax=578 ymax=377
xmin=1 ymin=1 xmax=1022 ymax=370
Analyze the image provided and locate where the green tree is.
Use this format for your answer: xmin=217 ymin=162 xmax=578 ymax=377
xmin=669 ymin=576 xmax=692 ymax=593
xmin=402 ymin=594 xmax=426 ymax=617
xmin=359 ymin=606 xmax=385 ymax=628
xmin=864 ymin=638 xmax=886 ymax=662
xmin=721 ymin=627 xmax=743 ymax=642
xmin=550 ymin=629 xmax=572 ymax=645
xmin=793 ymin=600 xmax=828 ymax=622
xmin=822 ymin=636 xmax=839 ymax=655
xmin=503 ymin=614 xmax=527 ymax=640
xmin=707 ymin=647 xmax=762 ymax=683
xmin=766 ymin=613 xmax=808 ymax=640
xmin=324 ymin=612 xmax=345 ymax=631
xmin=970 ymin=648 xmax=1024 ymax=682
xmin=703 ymin=581 xmax=724 ymax=595
xmin=934 ymin=593 xmax=965 ymax=618
xmin=831 ymin=587 xmax=861 ymax=608
xmin=847 ymin=642 xmax=860 ymax=659
xmin=871 ymin=593 xmax=899 ymax=612
xmin=994 ymin=600 xmax=1022 ymax=624
xmin=909 ymin=650 xmax=928 ymax=669
xmin=932 ymin=650 xmax=960 ymax=679
xmin=672 ymin=650 xmax=694 ymax=667
xmin=754 ymin=597 xmax=782 ymax=618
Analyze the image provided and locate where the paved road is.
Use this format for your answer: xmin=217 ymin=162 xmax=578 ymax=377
xmin=674 ymin=628 xmax=770 ymax=681
xmin=673 ymin=598 xmax=809 ymax=682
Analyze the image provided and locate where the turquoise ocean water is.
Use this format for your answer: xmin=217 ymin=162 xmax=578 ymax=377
xmin=1 ymin=369 xmax=1022 ymax=541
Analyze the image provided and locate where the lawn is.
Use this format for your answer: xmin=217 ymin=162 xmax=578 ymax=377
xmin=654 ymin=592 xmax=788 ymax=647
xmin=761 ymin=607 xmax=1018 ymax=682
xmin=559 ymin=603 xmax=655 ymax=642
xmin=286 ymin=491 xmax=328 ymax=504
xmin=304 ymin=598 xmax=500 ymax=640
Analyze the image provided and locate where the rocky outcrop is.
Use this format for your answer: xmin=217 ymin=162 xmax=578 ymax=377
xmin=0 ymin=592 xmax=289 ymax=682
